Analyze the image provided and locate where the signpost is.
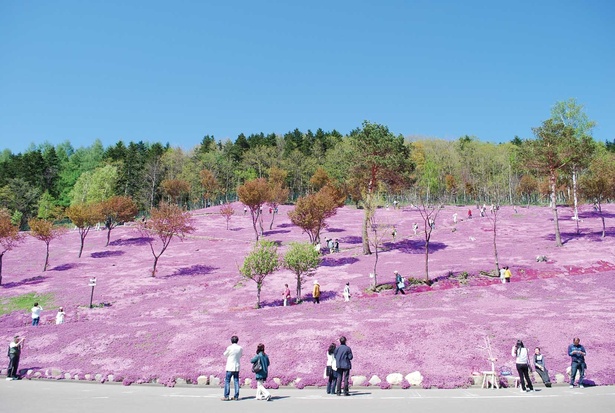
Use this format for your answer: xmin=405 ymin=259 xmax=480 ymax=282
xmin=88 ymin=277 xmax=96 ymax=308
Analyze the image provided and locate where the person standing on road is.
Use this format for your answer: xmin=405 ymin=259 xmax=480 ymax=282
xmin=334 ymin=336 xmax=353 ymax=396
xmin=533 ymin=347 xmax=552 ymax=387
xmin=6 ymin=335 xmax=25 ymax=380
xmin=222 ymin=335 xmax=243 ymax=401
xmin=568 ymin=337 xmax=587 ymax=388
xmin=511 ymin=340 xmax=534 ymax=392
xmin=250 ymin=343 xmax=271 ymax=401
xmin=31 ymin=303 xmax=43 ymax=326
xmin=325 ymin=342 xmax=337 ymax=394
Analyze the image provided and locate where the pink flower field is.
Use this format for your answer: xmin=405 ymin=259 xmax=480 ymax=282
xmin=2 ymin=203 xmax=615 ymax=388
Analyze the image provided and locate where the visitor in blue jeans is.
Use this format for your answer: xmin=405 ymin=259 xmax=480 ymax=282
xmin=568 ymin=337 xmax=587 ymax=388
xmin=222 ymin=335 xmax=243 ymax=401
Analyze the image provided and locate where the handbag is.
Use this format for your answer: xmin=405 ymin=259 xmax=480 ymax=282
xmin=252 ymin=356 xmax=263 ymax=373
xmin=397 ymin=281 xmax=405 ymax=289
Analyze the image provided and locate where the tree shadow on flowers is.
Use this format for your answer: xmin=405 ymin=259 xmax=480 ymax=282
xmin=385 ymin=239 xmax=447 ymax=254
xmin=109 ymin=237 xmax=153 ymax=246
xmin=91 ymin=250 xmax=125 ymax=258
xmin=165 ymin=264 xmax=218 ymax=278
xmin=1 ymin=276 xmax=48 ymax=289
xmin=321 ymin=256 xmax=359 ymax=267
xmin=339 ymin=235 xmax=362 ymax=245
xmin=50 ymin=263 xmax=80 ymax=271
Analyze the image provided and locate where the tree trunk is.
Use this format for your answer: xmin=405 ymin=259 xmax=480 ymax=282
xmin=152 ymin=255 xmax=159 ymax=277
xmin=269 ymin=208 xmax=276 ymax=230
xmin=296 ymin=275 xmax=302 ymax=303
xmin=106 ymin=227 xmax=112 ymax=247
xmin=424 ymin=240 xmax=430 ymax=282
xmin=362 ymin=213 xmax=371 ymax=255
xmin=44 ymin=242 xmax=50 ymax=271
xmin=493 ymin=214 xmax=500 ymax=276
xmin=599 ymin=202 xmax=606 ymax=238
xmin=0 ymin=252 xmax=4 ymax=285
xmin=78 ymin=234 xmax=85 ymax=258
xmin=372 ymin=237 xmax=379 ymax=287
xmin=257 ymin=283 xmax=262 ymax=309
xmin=572 ymin=165 xmax=580 ymax=234
xmin=550 ymin=172 xmax=563 ymax=247
xmin=250 ymin=210 xmax=260 ymax=241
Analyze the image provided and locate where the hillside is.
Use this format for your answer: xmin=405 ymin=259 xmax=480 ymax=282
xmin=1 ymin=203 xmax=614 ymax=388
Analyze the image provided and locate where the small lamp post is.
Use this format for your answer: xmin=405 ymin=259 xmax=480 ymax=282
xmin=88 ymin=277 xmax=97 ymax=308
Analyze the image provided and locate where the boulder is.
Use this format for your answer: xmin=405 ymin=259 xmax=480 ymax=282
xmin=244 ymin=378 xmax=252 ymax=387
xmin=73 ymin=374 xmax=80 ymax=380
xmin=368 ymin=375 xmax=381 ymax=386
xmin=95 ymin=374 xmax=103 ymax=382
xmin=107 ymin=375 xmax=114 ymax=382
xmin=64 ymin=373 xmax=72 ymax=380
xmin=272 ymin=377 xmax=281 ymax=385
xmin=555 ymin=373 xmax=566 ymax=384
xmin=197 ymin=375 xmax=208 ymax=385
xmin=175 ymin=378 xmax=187 ymax=385
xmin=84 ymin=374 xmax=92 ymax=381
xmin=405 ymin=371 xmax=423 ymax=386
xmin=51 ymin=368 xmax=62 ymax=377
xmin=33 ymin=372 xmax=42 ymax=378
xmin=351 ymin=375 xmax=367 ymax=386
xmin=386 ymin=373 xmax=404 ymax=385
xmin=209 ymin=375 xmax=220 ymax=386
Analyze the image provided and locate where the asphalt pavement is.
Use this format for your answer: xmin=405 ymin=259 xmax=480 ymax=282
xmin=1 ymin=380 xmax=614 ymax=413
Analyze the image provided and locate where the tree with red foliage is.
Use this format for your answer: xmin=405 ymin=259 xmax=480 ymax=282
xmin=288 ymin=184 xmax=345 ymax=245
xmin=237 ymin=178 xmax=270 ymax=241
xmin=0 ymin=208 xmax=23 ymax=285
xmin=28 ymin=218 xmax=68 ymax=271
xmin=100 ymin=196 xmax=138 ymax=246
xmin=66 ymin=202 xmax=104 ymax=258
xmin=139 ymin=203 xmax=195 ymax=276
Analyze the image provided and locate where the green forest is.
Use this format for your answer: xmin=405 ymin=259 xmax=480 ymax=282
xmin=1 ymin=99 xmax=614 ymax=232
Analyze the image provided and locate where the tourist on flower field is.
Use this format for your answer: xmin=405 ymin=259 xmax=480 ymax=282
xmin=222 ymin=335 xmax=243 ymax=401
xmin=312 ymin=280 xmax=321 ymax=304
xmin=343 ymin=282 xmax=351 ymax=302
xmin=499 ymin=267 xmax=507 ymax=284
xmin=6 ymin=335 xmax=25 ymax=380
xmin=504 ymin=266 xmax=512 ymax=283
xmin=250 ymin=343 xmax=271 ymax=401
xmin=533 ymin=347 xmax=552 ymax=387
xmin=453 ymin=213 xmax=458 ymax=224
xmin=394 ymin=271 xmax=405 ymax=295
xmin=282 ymin=284 xmax=291 ymax=307
xmin=511 ymin=340 xmax=534 ymax=392
xmin=334 ymin=336 xmax=353 ymax=396
xmin=31 ymin=303 xmax=43 ymax=326
xmin=467 ymin=209 xmax=472 ymax=219
xmin=412 ymin=222 xmax=419 ymax=235
xmin=55 ymin=307 xmax=65 ymax=324
xmin=392 ymin=227 xmax=397 ymax=241
xmin=333 ymin=239 xmax=339 ymax=253
xmin=568 ymin=337 xmax=587 ymax=388
xmin=325 ymin=342 xmax=337 ymax=394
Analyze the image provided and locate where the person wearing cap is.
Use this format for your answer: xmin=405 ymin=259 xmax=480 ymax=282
xmin=313 ymin=280 xmax=321 ymax=304
xmin=394 ymin=271 xmax=406 ymax=295
xmin=7 ymin=335 xmax=25 ymax=380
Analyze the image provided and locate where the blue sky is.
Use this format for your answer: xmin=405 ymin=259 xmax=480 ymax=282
xmin=1 ymin=0 xmax=613 ymax=153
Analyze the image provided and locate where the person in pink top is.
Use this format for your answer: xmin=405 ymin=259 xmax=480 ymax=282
xmin=282 ymin=284 xmax=291 ymax=307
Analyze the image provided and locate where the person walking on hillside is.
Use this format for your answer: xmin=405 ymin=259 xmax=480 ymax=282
xmin=250 ymin=343 xmax=271 ymax=401
xmin=568 ymin=337 xmax=587 ymax=388
xmin=534 ymin=347 xmax=552 ymax=387
xmin=222 ymin=335 xmax=243 ymax=401
xmin=504 ymin=266 xmax=512 ymax=283
xmin=325 ymin=342 xmax=337 ymax=394
xmin=282 ymin=284 xmax=291 ymax=307
xmin=31 ymin=303 xmax=43 ymax=326
xmin=394 ymin=271 xmax=405 ymax=295
xmin=511 ymin=340 xmax=534 ymax=392
xmin=6 ymin=335 xmax=25 ymax=380
xmin=334 ymin=336 xmax=353 ymax=396
xmin=343 ymin=282 xmax=351 ymax=302
xmin=312 ymin=280 xmax=321 ymax=304
xmin=499 ymin=267 xmax=507 ymax=284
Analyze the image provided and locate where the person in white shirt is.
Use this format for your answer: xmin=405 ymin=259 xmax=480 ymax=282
xmin=511 ymin=340 xmax=534 ymax=392
xmin=56 ymin=307 xmax=65 ymax=325
xmin=343 ymin=282 xmax=351 ymax=302
xmin=31 ymin=303 xmax=43 ymax=326
xmin=222 ymin=335 xmax=243 ymax=401
xmin=7 ymin=335 xmax=25 ymax=380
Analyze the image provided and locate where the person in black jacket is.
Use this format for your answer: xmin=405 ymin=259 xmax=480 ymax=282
xmin=7 ymin=335 xmax=25 ymax=380
xmin=334 ymin=336 xmax=353 ymax=396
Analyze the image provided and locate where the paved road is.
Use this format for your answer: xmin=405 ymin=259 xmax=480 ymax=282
xmin=1 ymin=380 xmax=614 ymax=413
